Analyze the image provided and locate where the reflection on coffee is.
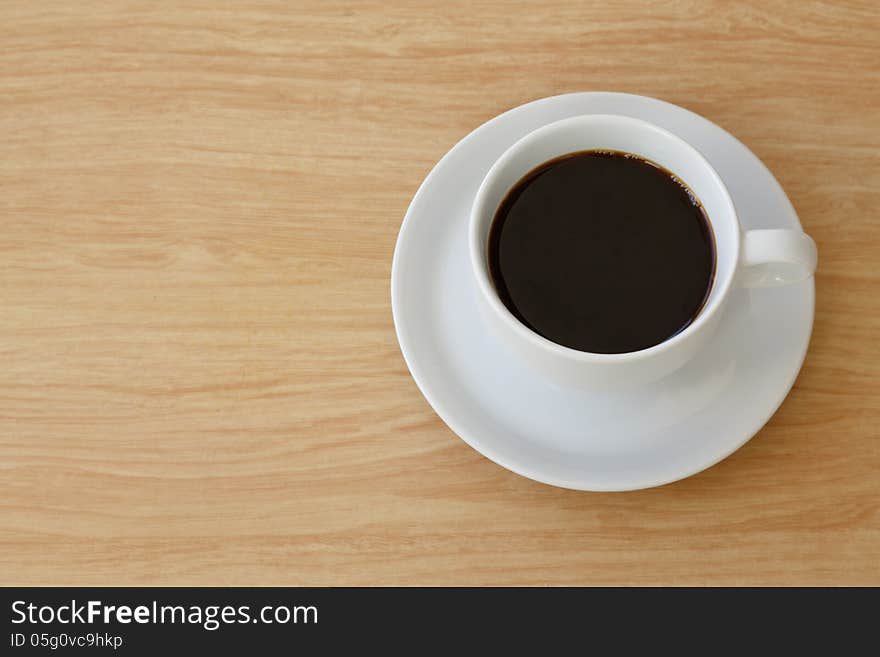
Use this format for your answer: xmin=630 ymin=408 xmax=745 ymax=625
xmin=487 ymin=150 xmax=715 ymax=354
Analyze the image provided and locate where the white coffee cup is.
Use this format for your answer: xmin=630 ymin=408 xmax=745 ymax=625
xmin=469 ymin=114 xmax=817 ymax=389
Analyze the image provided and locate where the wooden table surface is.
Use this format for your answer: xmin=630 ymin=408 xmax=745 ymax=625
xmin=2 ymin=1 xmax=878 ymax=586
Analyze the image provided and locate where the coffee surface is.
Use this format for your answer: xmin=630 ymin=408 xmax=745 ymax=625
xmin=488 ymin=150 xmax=715 ymax=354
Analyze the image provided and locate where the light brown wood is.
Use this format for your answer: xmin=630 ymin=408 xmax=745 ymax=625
xmin=1 ymin=0 xmax=878 ymax=586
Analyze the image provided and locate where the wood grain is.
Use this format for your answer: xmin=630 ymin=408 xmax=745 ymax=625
xmin=1 ymin=0 xmax=878 ymax=585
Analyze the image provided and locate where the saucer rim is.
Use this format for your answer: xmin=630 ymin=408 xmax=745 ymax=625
xmin=391 ymin=91 xmax=815 ymax=491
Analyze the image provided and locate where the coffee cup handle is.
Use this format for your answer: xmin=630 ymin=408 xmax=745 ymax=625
xmin=738 ymin=229 xmax=818 ymax=288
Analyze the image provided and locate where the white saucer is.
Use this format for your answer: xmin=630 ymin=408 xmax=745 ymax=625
xmin=391 ymin=92 xmax=814 ymax=491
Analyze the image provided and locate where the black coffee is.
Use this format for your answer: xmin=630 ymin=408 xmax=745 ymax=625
xmin=488 ymin=150 xmax=715 ymax=354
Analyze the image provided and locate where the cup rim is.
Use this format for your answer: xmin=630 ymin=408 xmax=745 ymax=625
xmin=468 ymin=113 xmax=740 ymax=363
